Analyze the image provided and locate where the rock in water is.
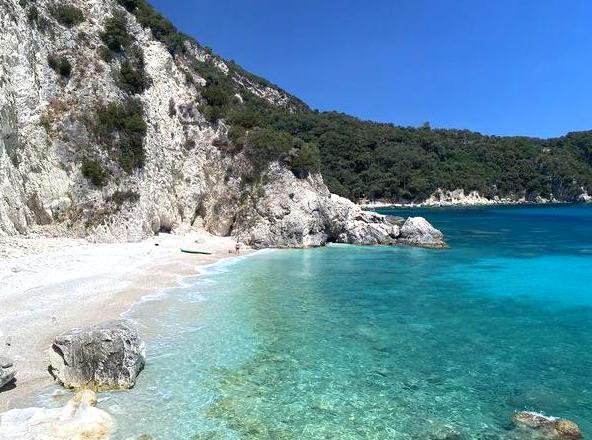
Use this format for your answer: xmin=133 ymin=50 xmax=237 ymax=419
xmin=0 ymin=390 xmax=112 ymax=440
xmin=398 ymin=217 xmax=446 ymax=248
xmin=512 ymin=411 xmax=582 ymax=439
xmin=0 ymin=355 xmax=15 ymax=390
xmin=48 ymin=320 xmax=145 ymax=390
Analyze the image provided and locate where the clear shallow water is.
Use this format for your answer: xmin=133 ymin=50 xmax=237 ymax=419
xmin=45 ymin=205 xmax=592 ymax=439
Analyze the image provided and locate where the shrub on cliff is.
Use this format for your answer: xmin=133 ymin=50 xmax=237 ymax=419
xmin=47 ymin=55 xmax=72 ymax=78
xmin=94 ymin=98 xmax=147 ymax=173
xmin=244 ymin=128 xmax=293 ymax=176
xmin=202 ymin=85 xmax=229 ymax=108
xmin=81 ymin=159 xmax=108 ymax=187
xmin=228 ymin=125 xmax=247 ymax=148
xmin=50 ymin=4 xmax=84 ymax=28
xmin=117 ymin=0 xmax=187 ymax=54
xmin=290 ymin=143 xmax=321 ymax=178
xmin=101 ymin=12 xmax=131 ymax=54
xmin=119 ymin=60 xmax=149 ymax=94
xmin=26 ymin=5 xmax=38 ymax=24
xmin=229 ymin=106 xmax=261 ymax=129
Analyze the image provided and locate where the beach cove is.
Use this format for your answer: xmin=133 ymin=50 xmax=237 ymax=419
xmin=1 ymin=204 xmax=592 ymax=439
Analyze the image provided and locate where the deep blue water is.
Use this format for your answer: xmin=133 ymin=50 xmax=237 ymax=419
xmin=53 ymin=205 xmax=592 ymax=439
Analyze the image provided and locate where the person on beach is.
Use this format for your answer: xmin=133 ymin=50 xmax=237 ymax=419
xmin=235 ymin=241 xmax=240 ymax=255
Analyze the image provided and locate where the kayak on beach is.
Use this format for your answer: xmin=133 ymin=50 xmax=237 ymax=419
xmin=180 ymin=248 xmax=212 ymax=255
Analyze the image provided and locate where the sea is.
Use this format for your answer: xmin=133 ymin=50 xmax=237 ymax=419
xmin=45 ymin=204 xmax=592 ymax=439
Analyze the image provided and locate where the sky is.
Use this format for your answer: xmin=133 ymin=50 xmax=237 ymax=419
xmin=150 ymin=0 xmax=592 ymax=138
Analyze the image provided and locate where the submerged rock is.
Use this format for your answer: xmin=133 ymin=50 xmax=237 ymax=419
xmin=398 ymin=217 xmax=446 ymax=248
xmin=0 ymin=390 xmax=112 ymax=440
xmin=0 ymin=355 xmax=15 ymax=390
xmin=512 ymin=411 xmax=582 ymax=439
xmin=48 ymin=320 xmax=145 ymax=390
xmin=415 ymin=422 xmax=463 ymax=440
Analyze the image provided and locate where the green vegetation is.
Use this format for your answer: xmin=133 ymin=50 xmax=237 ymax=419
xmin=244 ymin=108 xmax=592 ymax=201
xmin=100 ymin=12 xmax=131 ymax=54
xmin=47 ymin=54 xmax=72 ymax=78
xmin=100 ymin=12 xmax=150 ymax=95
xmin=116 ymin=0 xmax=187 ymax=54
xmin=228 ymin=125 xmax=246 ymax=147
xmin=81 ymin=159 xmax=108 ymax=187
xmin=94 ymin=98 xmax=147 ymax=173
xmin=119 ymin=59 xmax=149 ymax=94
xmin=243 ymin=128 xmax=293 ymax=175
xmin=290 ymin=142 xmax=321 ymax=178
xmin=84 ymin=11 xmax=150 ymax=180
xmin=50 ymin=4 xmax=84 ymax=28
xmin=26 ymin=5 xmax=38 ymax=24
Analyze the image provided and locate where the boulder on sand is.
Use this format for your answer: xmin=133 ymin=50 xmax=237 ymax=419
xmin=0 ymin=356 xmax=16 ymax=390
xmin=512 ymin=411 xmax=582 ymax=439
xmin=0 ymin=389 xmax=112 ymax=440
xmin=48 ymin=320 xmax=145 ymax=390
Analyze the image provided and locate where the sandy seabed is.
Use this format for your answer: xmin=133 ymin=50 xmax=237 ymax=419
xmin=0 ymin=230 xmax=249 ymax=411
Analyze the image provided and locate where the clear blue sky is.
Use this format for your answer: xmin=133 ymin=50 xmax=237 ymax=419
xmin=150 ymin=0 xmax=591 ymax=138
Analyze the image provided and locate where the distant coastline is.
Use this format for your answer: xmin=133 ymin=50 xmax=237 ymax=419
xmin=359 ymin=188 xmax=591 ymax=209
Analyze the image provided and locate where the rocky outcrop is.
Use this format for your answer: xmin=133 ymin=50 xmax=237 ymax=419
xmin=0 ymin=356 xmax=15 ymax=390
xmin=512 ymin=411 xmax=582 ymax=439
xmin=398 ymin=217 xmax=446 ymax=248
xmin=578 ymin=192 xmax=592 ymax=203
xmin=233 ymin=166 xmax=445 ymax=248
xmin=48 ymin=320 xmax=145 ymax=390
xmin=423 ymin=188 xmax=525 ymax=207
xmin=0 ymin=390 xmax=112 ymax=440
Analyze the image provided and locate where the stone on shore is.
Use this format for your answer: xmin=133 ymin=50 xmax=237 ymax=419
xmin=0 ymin=356 xmax=15 ymax=390
xmin=398 ymin=217 xmax=446 ymax=248
xmin=0 ymin=390 xmax=112 ymax=440
xmin=48 ymin=320 xmax=145 ymax=390
xmin=512 ymin=411 xmax=582 ymax=439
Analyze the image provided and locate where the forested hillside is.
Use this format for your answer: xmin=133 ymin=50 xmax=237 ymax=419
xmin=113 ymin=0 xmax=592 ymax=203
xmin=110 ymin=0 xmax=592 ymax=204
xmin=213 ymin=97 xmax=592 ymax=203
xmin=255 ymin=111 xmax=592 ymax=202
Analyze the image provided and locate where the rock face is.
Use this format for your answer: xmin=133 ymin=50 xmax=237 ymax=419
xmin=0 ymin=389 xmax=112 ymax=440
xmin=0 ymin=356 xmax=15 ymax=390
xmin=48 ymin=320 xmax=145 ymax=390
xmin=512 ymin=411 xmax=582 ymax=439
xmin=0 ymin=0 xmax=445 ymax=249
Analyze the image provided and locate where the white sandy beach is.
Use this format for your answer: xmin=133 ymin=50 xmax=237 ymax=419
xmin=0 ymin=231 xmax=249 ymax=411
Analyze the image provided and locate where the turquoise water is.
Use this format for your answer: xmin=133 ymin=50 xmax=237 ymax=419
xmin=51 ymin=205 xmax=592 ymax=439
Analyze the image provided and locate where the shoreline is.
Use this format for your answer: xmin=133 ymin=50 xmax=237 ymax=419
xmin=360 ymin=200 xmax=572 ymax=209
xmin=0 ymin=231 xmax=252 ymax=411
xmin=358 ymin=188 xmax=587 ymax=209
